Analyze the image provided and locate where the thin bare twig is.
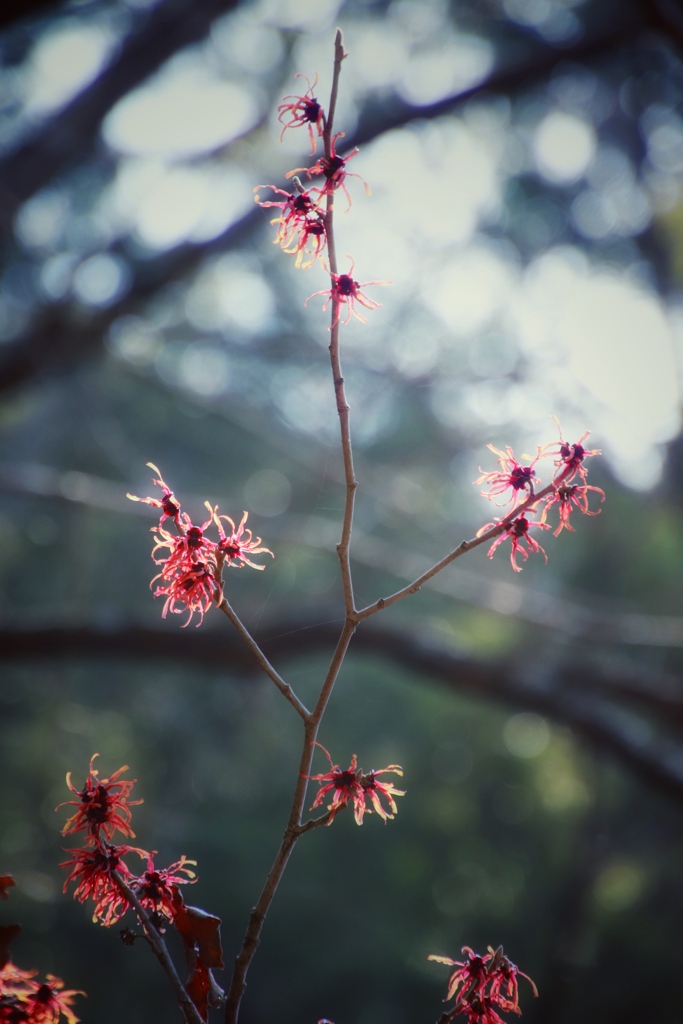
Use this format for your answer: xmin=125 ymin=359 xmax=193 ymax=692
xmin=216 ymin=592 xmax=309 ymax=720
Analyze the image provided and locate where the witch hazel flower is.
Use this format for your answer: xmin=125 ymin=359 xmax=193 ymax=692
xmin=277 ymin=73 xmax=325 ymax=154
xmin=126 ymin=462 xmax=181 ymax=524
xmin=547 ymin=417 xmax=601 ymax=484
xmin=359 ymin=765 xmax=405 ymax=823
xmin=151 ymin=507 xmax=217 ymax=575
xmin=287 ymin=131 xmax=370 ymax=210
xmin=476 ymin=445 xmax=543 ymax=508
xmin=128 ymin=465 xmax=273 ymax=627
xmin=429 ymin=945 xmax=537 ymax=1024
xmin=212 ymin=508 xmax=274 ymax=570
xmin=56 ymin=754 xmax=142 ymax=842
xmin=306 ymin=744 xmax=405 ymax=826
xmin=478 ymin=514 xmax=550 ymax=573
xmin=0 ymin=962 xmax=84 ymax=1024
xmin=152 ymin=559 xmax=221 ymax=627
xmin=130 ymin=852 xmax=197 ymax=923
xmin=305 ymin=256 xmax=389 ymax=327
xmin=59 ymin=843 xmax=146 ymax=926
xmin=254 ymin=183 xmax=327 ymax=269
xmin=540 ymin=481 xmax=605 ymax=536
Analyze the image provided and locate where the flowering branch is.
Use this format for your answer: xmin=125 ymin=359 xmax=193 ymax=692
xmin=355 ymin=439 xmax=601 ymax=620
xmin=111 ymin=870 xmax=205 ymax=1024
xmin=123 ymin=26 xmax=605 ymax=1024
xmin=354 ymin=480 xmax=553 ymax=621
xmin=324 ymin=31 xmax=358 ymax=618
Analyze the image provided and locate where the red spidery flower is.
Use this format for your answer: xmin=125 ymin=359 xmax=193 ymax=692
xmin=0 ymin=963 xmax=84 ymax=1024
xmin=478 ymin=514 xmax=550 ymax=573
xmin=130 ymin=853 xmax=197 ymax=922
xmin=60 ymin=843 xmax=146 ymax=926
xmin=126 ymin=463 xmax=181 ymax=523
xmin=152 ymin=558 xmax=220 ymax=628
xmin=24 ymin=976 xmax=85 ymax=1024
xmin=287 ymin=131 xmax=370 ymax=209
xmin=305 ymin=256 xmax=389 ymax=327
xmin=541 ymin=482 xmax=605 ymax=536
xmin=476 ymin=446 xmax=543 ymax=508
xmin=277 ymin=73 xmax=325 ymax=154
xmin=129 ymin=465 xmax=273 ymax=627
xmin=151 ymin=508 xmax=217 ymax=575
xmin=56 ymin=754 xmax=142 ymax=842
xmin=429 ymin=945 xmax=537 ymax=1024
xmin=548 ymin=418 xmax=601 ymax=484
xmin=306 ymin=744 xmax=405 ymax=826
xmin=254 ymin=184 xmax=327 ymax=268
xmin=212 ymin=508 xmax=274 ymax=570
xmin=359 ymin=766 xmax=405 ymax=824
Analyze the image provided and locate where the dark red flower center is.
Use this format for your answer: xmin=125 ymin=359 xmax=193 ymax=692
xmin=322 ymin=155 xmax=345 ymax=179
xmin=509 ymin=516 xmax=529 ymax=538
xmin=186 ymin=527 xmax=203 ymax=549
xmin=509 ymin=466 xmax=533 ymax=490
xmin=292 ymin=194 xmax=314 ymax=214
xmin=33 ymin=984 xmax=54 ymax=1005
xmin=82 ymin=783 xmax=114 ymax=825
xmin=334 ymin=770 xmax=356 ymax=789
xmin=335 ymin=275 xmax=356 ymax=297
xmin=303 ymin=98 xmax=321 ymax=122
xmin=161 ymin=493 xmax=180 ymax=517
xmin=561 ymin=442 xmax=585 ymax=464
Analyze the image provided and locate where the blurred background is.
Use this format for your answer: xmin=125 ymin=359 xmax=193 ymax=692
xmin=1 ymin=0 xmax=683 ymax=1021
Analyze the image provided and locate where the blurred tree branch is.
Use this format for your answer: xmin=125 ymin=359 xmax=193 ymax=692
xmin=0 ymin=12 xmax=672 ymax=397
xmin=2 ymin=620 xmax=683 ymax=802
xmin=4 ymin=460 xmax=683 ymax=651
xmin=0 ymin=0 xmax=62 ymax=32
xmin=0 ymin=0 xmax=237 ymax=229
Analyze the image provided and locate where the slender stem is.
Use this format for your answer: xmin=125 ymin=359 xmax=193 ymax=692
xmin=216 ymin=592 xmax=310 ymax=720
xmin=112 ymin=870 xmax=204 ymax=1024
xmin=322 ymin=29 xmax=357 ymax=617
xmin=325 ymin=29 xmax=346 ymax=174
xmin=223 ymin=38 xmax=355 ymax=1024
xmin=328 ymin=318 xmax=358 ymax=616
xmin=355 ymin=479 xmax=562 ymax=622
xmin=223 ymin=591 xmax=358 ymax=1022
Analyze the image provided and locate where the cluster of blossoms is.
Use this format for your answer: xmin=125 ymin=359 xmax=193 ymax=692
xmin=127 ymin=463 xmax=272 ymax=627
xmin=306 ymin=744 xmax=405 ymax=826
xmin=57 ymin=754 xmax=196 ymax=929
xmin=254 ymin=73 xmax=388 ymax=327
xmin=0 ymin=961 xmax=83 ymax=1024
xmin=476 ymin=421 xmax=605 ymax=572
xmin=57 ymin=756 xmax=223 ymax=1021
xmin=1 ymin=875 xmax=83 ymax=1024
xmin=429 ymin=946 xmax=537 ymax=1024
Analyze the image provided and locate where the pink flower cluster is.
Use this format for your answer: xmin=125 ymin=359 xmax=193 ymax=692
xmin=476 ymin=421 xmax=604 ymax=572
xmin=57 ymin=757 xmax=224 ymax=1022
xmin=0 ymin=961 xmax=83 ymax=1024
xmin=255 ymin=73 xmax=388 ymax=327
xmin=306 ymin=744 xmax=405 ymax=826
xmin=128 ymin=464 xmax=272 ymax=626
xmin=57 ymin=754 xmax=196 ymax=928
xmin=429 ymin=945 xmax=537 ymax=1024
